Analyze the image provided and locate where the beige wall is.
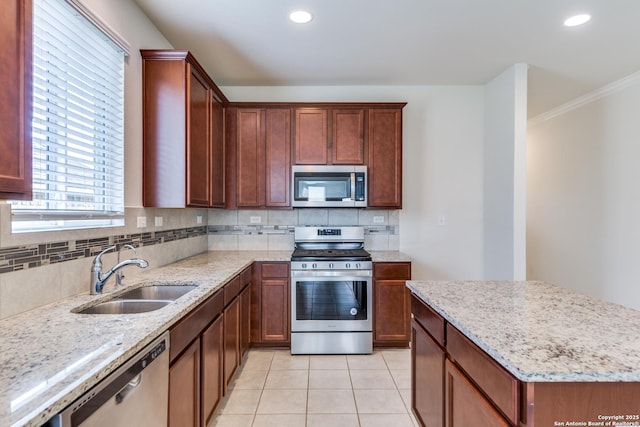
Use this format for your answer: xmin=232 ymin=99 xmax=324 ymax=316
xmin=527 ymin=74 xmax=640 ymax=310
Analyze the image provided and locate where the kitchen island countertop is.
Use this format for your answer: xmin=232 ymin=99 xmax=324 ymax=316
xmin=407 ymin=280 xmax=640 ymax=383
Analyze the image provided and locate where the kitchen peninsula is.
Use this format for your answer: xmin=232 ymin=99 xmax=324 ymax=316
xmin=408 ymin=280 xmax=640 ymax=427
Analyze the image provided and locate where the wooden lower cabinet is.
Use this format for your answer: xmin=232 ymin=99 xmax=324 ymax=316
xmin=169 ymin=269 xmax=250 ymax=427
xmin=445 ymin=359 xmax=510 ymax=427
xmin=250 ymin=262 xmax=290 ymax=345
xmin=411 ymin=320 xmax=444 ymax=427
xmin=373 ymin=262 xmax=411 ymax=346
xmin=223 ymin=296 xmax=240 ymax=389
xmin=201 ymin=315 xmax=223 ymax=427
xmin=261 ymin=278 xmax=289 ymax=342
xmin=169 ymin=338 xmax=201 ymax=427
xmin=240 ymin=285 xmax=251 ymax=358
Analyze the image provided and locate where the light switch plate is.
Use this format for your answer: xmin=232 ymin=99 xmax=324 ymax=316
xmin=136 ymin=216 xmax=147 ymax=228
xmin=196 ymin=215 xmax=203 ymax=224
xmin=373 ymin=215 xmax=385 ymax=224
xmin=250 ymin=216 xmax=262 ymax=224
xmin=155 ymin=216 xmax=163 ymax=227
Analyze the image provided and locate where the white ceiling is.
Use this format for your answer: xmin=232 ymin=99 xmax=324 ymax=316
xmin=132 ymin=0 xmax=640 ymax=117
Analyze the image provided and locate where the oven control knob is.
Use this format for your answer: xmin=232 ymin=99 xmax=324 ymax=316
xmin=346 ymin=263 xmax=351 ymax=269
xmin=355 ymin=263 xmax=361 ymax=269
xmin=329 ymin=263 xmax=334 ymax=269
xmin=301 ymin=263 xmax=307 ymax=269
xmin=312 ymin=263 xmax=317 ymax=269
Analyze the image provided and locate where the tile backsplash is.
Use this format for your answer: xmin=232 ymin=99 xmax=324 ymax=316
xmin=0 ymin=206 xmax=399 ymax=318
xmin=207 ymin=208 xmax=399 ymax=252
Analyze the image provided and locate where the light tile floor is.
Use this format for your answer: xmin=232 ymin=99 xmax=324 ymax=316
xmin=209 ymin=348 xmax=418 ymax=427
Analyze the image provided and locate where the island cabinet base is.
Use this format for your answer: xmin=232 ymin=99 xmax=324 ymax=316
xmin=523 ymin=382 xmax=640 ymax=426
xmin=411 ymin=293 xmax=640 ymax=427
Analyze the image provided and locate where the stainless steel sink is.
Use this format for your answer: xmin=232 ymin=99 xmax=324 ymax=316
xmin=77 ymin=299 xmax=172 ymax=314
xmin=115 ymin=285 xmax=198 ymax=301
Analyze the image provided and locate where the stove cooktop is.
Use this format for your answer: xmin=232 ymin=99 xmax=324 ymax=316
xmin=291 ymin=248 xmax=372 ymax=262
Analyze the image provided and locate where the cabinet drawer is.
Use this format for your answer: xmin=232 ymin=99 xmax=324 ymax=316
xmin=411 ymin=294 xmax=445 ymax=346
xmin=261 ymin=262 xmax=289 ymax=278
xmin=446 ymin=325 xmax=519 ymax=425
xmin=170 ymin=290 xmax=223 ymax=362
xmin=224 ymin=275 xmax=241 ymax=306
xmin=373 ymin=262 xmax=411 ymax=280
xmin=240 ymin=266 xmax=252 ymax=288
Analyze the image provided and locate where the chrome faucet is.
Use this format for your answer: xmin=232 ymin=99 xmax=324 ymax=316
xmin=90 ymin=245 xmax=149 ymax=295
xmin=116 ymin=244 xmax=138 ymax=288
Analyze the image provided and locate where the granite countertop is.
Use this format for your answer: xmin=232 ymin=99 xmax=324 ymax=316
xmin=0 ymin=250 xmax=290 ymax=427
xmin=0 ymin=249 xmax=410 ymax=427
xmin=369 ymin=250 xmax=412 ymax=263
xmin=407 ymin=280 xmax=640 ymax=383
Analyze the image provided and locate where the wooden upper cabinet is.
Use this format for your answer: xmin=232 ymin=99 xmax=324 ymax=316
xmin=332 ymin=109 xmax=365 ymax=164
xmin=236 ymin=108 xmax=264 ymax=207
xmin=0 ymin=0 xmax=32 ymax=200
xmin=210 ymin=95 xmax=225 ymax=207
xmin=186 ymin=67 xmax=211 ymax=207
xmin=295 ymin=109 xmax=328 ymax=164
xmin=265 ymin=109 xmax=291 ymax=207
xmin=141 ymin=50 xmax=228 ymax=208
xmin=368 ymin=108 xmax=403 ymax=208
xmin=234 ymin=107 xmax=291 ymax=208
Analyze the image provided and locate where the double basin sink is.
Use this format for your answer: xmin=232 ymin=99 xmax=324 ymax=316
xmin=75 ymin=285 xmax=198 ymax=314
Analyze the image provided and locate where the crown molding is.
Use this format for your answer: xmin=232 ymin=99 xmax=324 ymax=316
xmin=529 ymin=71 xmax=640 ymax=127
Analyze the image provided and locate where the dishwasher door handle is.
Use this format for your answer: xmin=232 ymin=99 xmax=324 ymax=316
xmin=115 ymin=373 xmax=142 ymax=404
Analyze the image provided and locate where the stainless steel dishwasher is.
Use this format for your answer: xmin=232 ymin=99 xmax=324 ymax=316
xmin=55 ymin=331 xmax=169 ymax=427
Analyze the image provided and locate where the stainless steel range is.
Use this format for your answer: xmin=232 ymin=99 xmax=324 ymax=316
xmin=290 ymin=226 xmax=372 ymax=354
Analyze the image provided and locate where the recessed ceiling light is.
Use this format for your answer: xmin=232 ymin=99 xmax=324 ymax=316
xmin=290 ymin=10 xmax=313 ymax=24
xmin=564 ymin=14 xmax=591 ymax=27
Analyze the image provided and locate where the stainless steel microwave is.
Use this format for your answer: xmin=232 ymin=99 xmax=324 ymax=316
xmin=292 ymin=165 xmax=367 ymax=208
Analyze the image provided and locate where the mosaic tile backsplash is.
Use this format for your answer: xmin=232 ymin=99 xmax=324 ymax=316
xmin=0 ymin=208 xmax=400 ymax=275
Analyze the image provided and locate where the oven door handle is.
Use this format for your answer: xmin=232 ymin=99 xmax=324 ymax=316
xmin=291 ymin=270 xmax=372 ymax=278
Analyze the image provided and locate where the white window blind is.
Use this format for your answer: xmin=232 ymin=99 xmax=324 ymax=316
xmin=11 ymin=0 xmax=126 ymax=232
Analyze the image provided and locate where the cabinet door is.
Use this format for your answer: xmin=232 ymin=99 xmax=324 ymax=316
xmin=201 ymin=315 xmax=223 ymax=427
xmin=332 ymin=109 xmax=365 ymax=164
xmin=445 ymin=360 xmax=510 ymax=427
xmin=368 ymin=108 xmax=402 ymax=208
xmin=261 ymin=278 xmax=289 ymax=342
xmin=224 ymin=297 xmax=240 ymax=389
xmin=186 ymin=66 xmax=211 ymax=207
xmin=374 ymin=279 xmax=411 ymax=343
xmin=265 ymin=108 xmax=291 ymax=207
xmin=373 ymin=262 xmax=411 ymax=345
xmin=295 ymin=109 xmax=327 ymax=164
xmin=169 ymin=338 xmax=201 ymax=427
xmin=412 ymin=320 xmax=445 ymax=427
xmin=240 ymin=285 xmax=251 ymax=359
xmin=210 ymin=95 xmax=225 ymax=207
xmin=236 ymin=108 xmax=264 ymax=207
xmin=0 ymin=0 xmax=32 ymax=199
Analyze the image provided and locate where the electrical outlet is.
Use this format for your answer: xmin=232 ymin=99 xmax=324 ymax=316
xmin=136 ymin=216 xmax=147 ymax=228
xmin=155 ymin=216 xmax=163 ymax=227
xmin=373 ymin=215 xmax=385 ymax=224
xmin=250 ymin=216 xmax=262 ymax=224
xmin=438 ymin=215 xmax=446 ymax=226
xmin=196 ymin=215 xmax=203 ymax=224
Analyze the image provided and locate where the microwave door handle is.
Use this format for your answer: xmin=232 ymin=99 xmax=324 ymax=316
xmin=350 ymin=172 xmax=356 ymax=201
